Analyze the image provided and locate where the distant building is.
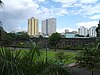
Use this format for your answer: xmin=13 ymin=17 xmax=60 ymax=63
xmin=72 ymin=31 xmax=77 ymax=34
xmin=65 ymin=29 xmax=69 ymax=33
xmin=65 ymin=32 xmax=75 ymax=38
xmin=42 ymin=18 xmax=56 ymax=36
xmin=78 ymin=26 xmax=88 ymax=37
xmin=28 ymin=17 xmax=38 ymax=36
xmin=89 ymin=26 xmax=97 ymax=37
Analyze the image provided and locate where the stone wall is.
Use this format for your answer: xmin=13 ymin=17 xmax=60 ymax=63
xmin=37 ymin=38 xmax=96 ymax=48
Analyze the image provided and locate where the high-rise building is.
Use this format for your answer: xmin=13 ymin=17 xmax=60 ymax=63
xmin=89 ymin=26 xmax=97 ymax=37
xmin=28 ymin=17 xmax=38 ymax=36
xmin=78 ymin=26 xmax=88 ymax=36
xmin=42 ymin=18 xmax=56 ymax=36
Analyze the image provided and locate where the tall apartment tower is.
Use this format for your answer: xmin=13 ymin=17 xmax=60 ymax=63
xmin=28 ymin=17 xmax=38 ymax=36
xmin=89 ymin=26 xmax=97 ymax=37
xmin=78 ymin=26 xmax=88 ymax=36
xmin=42 ymin=18 xmax=56 ymax=36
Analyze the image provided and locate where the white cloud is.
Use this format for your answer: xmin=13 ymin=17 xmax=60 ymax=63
xmin=57 ymin=27 xmax=76 ymax=33
xmin=80 ymin=0 xmax=99 ymax=3
xmin=1 ymin=0 xmax=100 ymax=32
xmin=53 ymin=0 xmax=77 ymax=8
xmin=69 ymin=2 xmax=100 ymax=15
xmin=76 ymin=21 xmax=98 ymax=28
xmin=56 ymin=9 xmax=68 ymax=16
xmin=53 ymin=0 xmax=77 ymax=4
xmin=1 ymin=0 xmax=69 ymax=32
xmin=1 ymin=0 xmax=40 ymax=32
xmin=38 ymin=0 xmax=46 ymax=2
xmin=89 ymin=14 xmax=100 ymax=19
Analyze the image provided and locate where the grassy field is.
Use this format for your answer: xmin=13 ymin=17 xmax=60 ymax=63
xmin=15 ymin=49 xmax=76 ymax=64
xmin=0 ymin=48 xmax=76 ymax=65
xmin=41 ymin=50 xmax=76 ymax=64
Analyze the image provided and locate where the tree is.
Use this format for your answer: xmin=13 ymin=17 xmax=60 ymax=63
xmin=75 ymin=45 xmax=100 ymax=75
xmin=0 ymin=0 xmax=4 ymax=8
xmin=0 ymin=26 xmax=7 ymax=46
xmin=16 ymin=31 xmax=29 ymax=40
xmin=49 ymin=32 xmax=62 ymax=51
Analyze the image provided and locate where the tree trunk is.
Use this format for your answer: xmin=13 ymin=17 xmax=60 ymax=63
xmin=55 ymin=44 xmax=57 ymax=52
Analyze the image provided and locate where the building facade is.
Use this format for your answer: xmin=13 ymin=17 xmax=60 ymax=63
xmin=28 ymin=17 xmax=38 ymax=36
xmin=65 ymin=32 xmax=75 ymax=38
xmin=78 ymin=26 xmax=88 ymax=37
xmin=89 ymin=26 xmax=97 ymax=37
xmin=42 ymin=18 xmax=56 ymax=36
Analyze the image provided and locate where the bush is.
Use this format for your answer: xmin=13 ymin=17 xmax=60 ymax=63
xmin=0 ymin=46 xmax=70 ymax=75
xmin=62 ymin=45 xmax=71 ymax=50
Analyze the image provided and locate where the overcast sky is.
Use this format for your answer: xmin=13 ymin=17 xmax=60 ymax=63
xmin=0 ymin=0 xmax=100 ymax=33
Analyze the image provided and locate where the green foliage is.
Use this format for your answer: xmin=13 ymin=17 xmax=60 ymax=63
xmin=42 ymin=50 xmax=76 ymax=64
xmin=0 ymin=46 xmax=70 ymax=75
xmin=62 ymin=45 xmax=71 ymax=50
xmin=0 ymin=47 xmax=23 ymax=75
xmin=75 ymin=46 xmax=100 ymax=71
xmin=55 ymin=51 xmax=69 ymax=64
xmin=1 ymin=31 xmax=30 ymax=47
xmin=49 ymin=32 xmax=62 ymax=50
xmin=16 ymin=32 xmax=29 ymax=40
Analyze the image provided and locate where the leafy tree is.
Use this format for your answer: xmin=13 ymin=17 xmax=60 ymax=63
xmin=49 ymin=32 xmax=62 ymax=51
xmin=0 ymin=26 xmax=7 ymax=46
xmin=75 ymin=45 xmax=100 ymax=75
xmin=16 ymin=31 xmax=29 ymax=40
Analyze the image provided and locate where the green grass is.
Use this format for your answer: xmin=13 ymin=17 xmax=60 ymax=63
xmin=19 ymin=49 xmax=76 ymax=64
xmin=0 ymin=48 xmax=76 ymax=65
xmin=41 ymin=50 xmax=76 ymax=64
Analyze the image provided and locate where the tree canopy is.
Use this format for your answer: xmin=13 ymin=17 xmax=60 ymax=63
xmin=49 ymin=32 xmax=62 ymax=48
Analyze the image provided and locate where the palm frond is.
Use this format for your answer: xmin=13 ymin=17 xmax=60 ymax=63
xmin=0 ymin=48 xmax=23 ymax=75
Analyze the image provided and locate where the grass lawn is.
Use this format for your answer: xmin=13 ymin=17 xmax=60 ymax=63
xmin=0 ymin=48 xmax=76 ymax=65
xmin=41 ymin=50 xmax=76 ymax=64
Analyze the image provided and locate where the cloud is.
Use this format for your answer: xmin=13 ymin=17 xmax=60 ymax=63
xmin=1 ymin=0 xmax=70 ymax=32
xmin=38 ymin=0 xmax=46 ymax=2
xmin=72 ymin=2 xmax=100 ymax=16
xmin=89 ymin=14 xmax=100 ymax=19
xmin=53 ymin=0 xmax=77 ymax=8
xmin=53 ymin=0 xmax=77 ymax=4
xmin=80 ymin=0 xmax=99 ymax=3
xmin=1 ymin=0 xmax=39 ymax=32
xmin=76 ymin=21 xmax=98 ymax=28
xmin=1 ymin=0 xmax=100 ymax=32
xmin=57 ymin=27 xmax=76 ymax=33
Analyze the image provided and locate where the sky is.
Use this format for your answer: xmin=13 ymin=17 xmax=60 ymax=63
xmin=0 ymin=0 xmax=100 ymax=33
